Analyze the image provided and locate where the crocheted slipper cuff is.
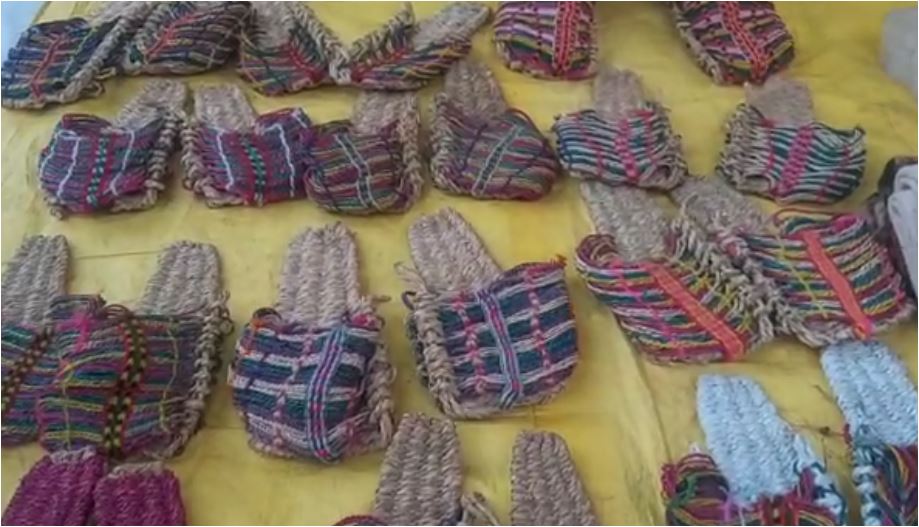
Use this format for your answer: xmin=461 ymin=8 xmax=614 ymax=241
xmin=1 ymin=235 xmax=69 ymax=445
xmin=718 ymin=77 xmax=866 ymax=204
xmin=671 ymin=1 xmax=794 ymax=85
xmin=121 ymin=1 xmax=249 ymax=75
xmin=231 ymin=224 xmax=394 ymax=462
xmin=554 ymin=68 xmax=687 ymax=190
xmin=511 ymin=431 xmax=596 ymax=525
xmin=399 ymin=208 xmax=577 ymax=418
xmin=93 ymin=463 xmax=187 ymax=525
xmin=494 ymin=1 xmax=598 ymax=80
xmin=821 ymin=340 xmax=918 ymax=525
xmin=575 ymin=184 xmax=774 ymax=363
xmin=37 ymin=242 xmax=230 ymax=460
xmin=305 ymin=92 xmax=422 ymax=215
xmin=663 ymin=375 xmax=846 ymax=525
xmin=182 ymin=84 xmax=312 ymax=207
xmin=2 ymin=448 xmax=106 ymax=526
xmin=39 ymin=80 xmax=187 ymax=217
xmin=431 ymin=58 xmax=559 ymax=201
xmin=237 ymin=2 xmax=338 ymax=95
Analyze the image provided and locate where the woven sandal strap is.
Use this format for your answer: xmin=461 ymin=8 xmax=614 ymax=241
xmin=670 ymin=177 xmax=770 ymax=235
xmin=194 ymin=84 xmax=257 ymax=131
xmin=511 ymin=431 xmax=597 ymax=526
xmin=442 ymin=57 xmax=507 ymax=119
xmin=114 ymin=80 xmax=187 ymax=129
xmin=276 ymin=223 xmax=365 ymax=325
xmin=136 ymin=241 xmax=223 ymax=316
xmin=373 ymin=413 xmax=463 ymax=525
xmin=745 ymin=76 xmax=814 ymax=125
xmin=580 ymin=182 xmax=669 ymax=261
xmin=2 ymin=235 xmax=69 ymax=326
xmin=411 ymin=1 xmax=491 ymax=49
xmin=594 ymin=67 xmax=646 ymax=121
xmin=406 ymin=208 xmax=501 ymax=294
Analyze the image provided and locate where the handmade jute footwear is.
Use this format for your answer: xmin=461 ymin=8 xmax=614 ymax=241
xmin=231 ymin=223 xmax=395 ymax=462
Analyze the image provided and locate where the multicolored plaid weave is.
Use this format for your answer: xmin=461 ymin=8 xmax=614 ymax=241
xmin=405 ymin=261 xmax=578 ymax=414
xmin=719 ymin=104 xmax=867 ymax=204
xmin=672 ymin=1 xmax=795 ymax=85
xmin=494 ymin=2 xmax=597 ymax=79
xmin=1 ymin=325 xmax=57 ymax=446
xmin=431 ymin=98 xmax=559 ymax=200
xmin=231 ymin=309 xmax=385 ymax=462
xmin=553 ymin=104 xmax=687 ymax=190
xmin=187 ymin=108 xmax=313 ymax=207
xmin=346 ymin=37 xmax=473 ymax=91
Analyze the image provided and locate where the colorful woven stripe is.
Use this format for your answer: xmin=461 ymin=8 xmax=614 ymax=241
xmin=122 ymin=2 xmax=249 ymax=75
xmin=672 ymin=2 xmax=794 ymax=85
xmin=405 ymin=261 xmax=578 ymax=414
xmin=231 ymin=309 xmax=385 ymax=462
xmin=574 ymin=223 xmax=772 ymax=364
xmin=553 ymin=104 xmax=687 ymax=190
xmin=37 ymin=295 xmax=206 ymax=459
xmin=431 ymin=98 xmax=559 ymax=200
xmin=851 ymin=443 xmax=918 ymax=525
xmin=1 ymin=325 xmax=57 ymax=446
xmin=719 ymin=104 xmax=866 ymax=204
xmin=494 ymin=2 xmax=597 ymax=79
xmin=187 ymin=108 xmax=312 ymax=207
xmin=93 ymin=465 xmax=187 ymax=525
xmin=662 ymin=452 xmax=842 ymax=525
xmin=349 ymin=37 xmax=472 ymax=91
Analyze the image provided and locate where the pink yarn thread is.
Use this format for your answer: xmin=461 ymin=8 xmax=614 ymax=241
xmin=92 ymin=464 xmax=187 ymax=526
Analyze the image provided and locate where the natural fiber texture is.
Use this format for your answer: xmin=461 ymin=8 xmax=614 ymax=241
xmin=670 ymin=176 xmax=770 ymax=235
xmin=554 ymin=68 xmax=687 ymax=190
xmin=821 ymin=340 xmax=918 ymax=526
xmin=430 ymin=58 xmax=559 ymax=200
xmin=510 ymin=431 xmax=596 ymax=526
xmin=330 ymin=2 xmax=490 ymax=90
xmin=182 ymin=84 xmax=312 ymax=207
xmin=38 ymin=80 xmax=187 ymax=217
xmin=0 ymin=3 xmax=150 ymax=109
xmin=305 ymin=92 xmax=422 ymax=215
xmin=576 ymin=183 xmax=774 ymax=364
xmin=663 ymin=375 xmax=846 ymax=525
xmin=37 ymin=241 xmax=230 ymax=461
xmin=718 ymin=77 xmax=867 ymax=204
xmin=120 ymin=1 xmax=249 ymax=75
xmin=1 ymin=448 xmax=106 ymax=526
xmin=93 ymin=463 xmax=187 ymax=526
xmin=237 ymin=2 xmax=339 ymax=95
xmin=231 ymin=224 xmax=394 ymax=462
xmin=494 ymin=2 xmax=597 ymax=80
xmin=1 ymin=235 xmax=69 ymax=446
xmin=671 ymin=1 xmax=795 ymax=85
xmin=399 ymin=208 xmax=578 ymax=418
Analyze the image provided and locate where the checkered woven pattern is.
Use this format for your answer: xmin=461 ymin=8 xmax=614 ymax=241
xmin=672 ymin=1 xmax=795 ymax=85
xmin=553 ymin=104 xmax=687 ymax=190
xmin=719 ymin=104 xmax=867 ymax=204
xmin=37 ymin=295 xmax=206 ymax=459
xmin=1 ymin=325 xmax=57 ymax=446
xmin=407 ymin=261 xmax=578 ymax=412
xmin=189 ymin=108 xmax=313 ymax=206
xmin=494 ymin=2 xmax=597 ymax=79
xmin=231 ymin=309 xmax=384 ymax=462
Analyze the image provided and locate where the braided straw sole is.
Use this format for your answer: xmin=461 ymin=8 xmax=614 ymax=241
xmin=440 ymin=57 xmax=507 ymax=120
xmin=2 ymin=235 xmax=69 ymax=326
xmin=411 ymin=2 xmax=491 ymax=50
xmin=511 ymin=431 xmax=596 ymax=526
xmin=580 ymin=182 xmax=669 ymax=261
xmin=242 ymin=1 xmax=341 ymax=65
xmin=745 ymin=76 xmax=815 ymax=125
xmin=594 ymin=67 xmax=645 ymax=121
xmin=670 ymin=177 xmax=770 ymax=236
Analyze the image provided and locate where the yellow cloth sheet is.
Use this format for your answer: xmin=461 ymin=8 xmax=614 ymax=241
xmin=1 ymin=2 xmax=917 ymax=525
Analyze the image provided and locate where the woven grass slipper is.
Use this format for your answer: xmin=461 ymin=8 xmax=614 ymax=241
xmin=430 ymin=58 xmax=559 ymax=200
xmin=231 ymin=224 xmax=394 ymax=462
xmin=494 ymin=1 xmax=597 ymax=80
xmin=182 ymin=84 xmax=313 ymax=207
xmin=821 ymin=341 xmax=917 ymax=526
xmin=511 ymin=431 xmax=596 ymax=525
xmin=575 ymin=182 xmax=774 ymax=364
xmin=304 ymin=92 xmax=422 ymax=215
xmin=119 ymin=1 xmax=250 ymax=75
xmin=1 ymin=235 xmax=69 ymax=446
xmin=0 ymin=3 xmax=151 ymax=109
xmin=237 ymin=2 xmax=339 ymax=95
xmin=330 ymin=2 xmax=490 ymax=90
xmin=718 ymin=76 xmax=867 ymax=204
xmin=36 ymin=241 xmax=230 ymax=460
xmin=397 ymin=208 xmax=578 ymax=419
xmin=38 ymin=80 xmax=186 ymax=218
xmin=554 ymin=68 xmax=688 ymax=190
xmin=92 ymin=462 xmax=187 ymax=526
xmin=663 ymin=375 xmax=846 ymax=525
xmin=671 ymin=1 xmax=795 ymax=85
